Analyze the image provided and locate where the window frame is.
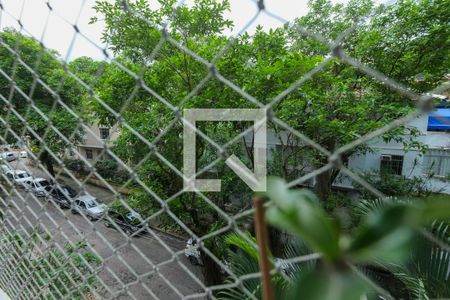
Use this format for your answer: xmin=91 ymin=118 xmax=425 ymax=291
xmin=85 ymin=149 xmax=93 ymax=160
xmin=99 ymin=127 xmax=110 ymax=140
xmin=380 ymin=154 xmax=404 ymax=176
xmin=423 ymin=149 xmax=450 ymax=178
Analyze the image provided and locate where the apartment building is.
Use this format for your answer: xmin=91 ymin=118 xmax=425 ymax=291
xmin=335 ymin=107 xmax=450 ymax=194
xmin=71 ymin=123 xmax=120 ymax=161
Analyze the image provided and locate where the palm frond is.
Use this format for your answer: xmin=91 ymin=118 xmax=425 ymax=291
xmin=224 ymin=231 xmax=261 ymax=261
xmin=218 ymin=250 xmax=261 ymax=300
xmin=282 ymin=238 xmax=316 ymax=279
xmin=412 ymin=221 xmax=450 ymax=298
xmin=379 ymin=221 xmax=450 ymax=299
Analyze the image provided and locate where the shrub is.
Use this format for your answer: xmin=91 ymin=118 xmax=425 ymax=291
xmin=355 ymin=171 xmax=434 ymax=199
xmin=93 ymin=159 xmax=130 ymax=184
xmin=95 ymin=159 xmax=117 ymax=178
xmin=63 ymin=158 xmax=87 ymax=174
xmin=113 ymin=168 xmax=129 ymax=184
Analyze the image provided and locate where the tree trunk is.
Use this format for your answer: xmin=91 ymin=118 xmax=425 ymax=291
xmin=314 ymin=138 xmax=339 ymax=202
xmin=268 ymin=226 xmax=284 ymax=257
xmin=201 ymin=250 xmax=223 ymax=289
xmin=315 ymin=167 xmax=332 ymax=202
xmin=40 ymin=150 xmax=55 ymax=178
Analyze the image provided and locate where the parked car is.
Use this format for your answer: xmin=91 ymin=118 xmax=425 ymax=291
xmin=71 ymin=195 xmax=106 ymax=220
xmin=5 ymin=170 xmax=32 ymax=187
xmin=19 ymin=151 xmax=28 ymax=158
xmin=23 ymin=177 xmax=52 ymax=197
xmin=47 ymin=186 xmax=73 ymax=208
xmin=104 ymin=209 xmax=146 ymax=236
xmin=1 ymin=152 xmax=16 ymax=162
xmin=1 ymin=164 xmax=12 ymax=174
xmin=44 ymin=183 xmax=77 ymax=199
xmin=61 ymin=184 xmax=77 ymax=198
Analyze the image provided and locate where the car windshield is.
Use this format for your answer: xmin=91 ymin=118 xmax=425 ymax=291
xmin=63 ymin=186 xmax=76 ymax=197
xmin=85 ymin=199 xmax=98 ymax=208
xmin=38 ymin=180 xmax=50 ymax=187
xmin=18 ymin=173 xmax=30 ymax=179
xmin=126 ymin=212 xmax=142 ymax=225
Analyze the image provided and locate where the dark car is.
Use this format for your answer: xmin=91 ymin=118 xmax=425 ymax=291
xmin=104 ymin=210 xmax=146 ymax=236
xmin=46 ymin=186 xmax=75 ymax=209
xmin=45 ymin=183 xmax=77 ymax=197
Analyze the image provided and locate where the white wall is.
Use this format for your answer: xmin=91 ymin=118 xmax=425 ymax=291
xmin=335 ymin=114 xmax=450 ymax=194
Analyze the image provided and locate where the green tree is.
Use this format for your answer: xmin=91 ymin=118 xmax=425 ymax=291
xmin=0 ymin=29 xmax=86 ymax=176
xmin=89 ymin=0 xmax=449 ymax=289
xmin=282 ymin=0 xmax=449 ymax=201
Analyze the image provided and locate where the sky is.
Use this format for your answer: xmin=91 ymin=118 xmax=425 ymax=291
xmin=0 ymin=0 xmax=348 ymax=61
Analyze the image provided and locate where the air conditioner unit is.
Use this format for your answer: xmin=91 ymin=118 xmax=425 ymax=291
xmin=381 ymin=154 xmax=392 ymax=161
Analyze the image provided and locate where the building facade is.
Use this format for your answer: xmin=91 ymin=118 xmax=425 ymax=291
xmin=335 ymin=109 xmax=450 ymax=194
xmin=71 ymin=123 xmax=120 ymax=161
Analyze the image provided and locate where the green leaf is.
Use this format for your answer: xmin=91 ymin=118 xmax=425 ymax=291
xmin=420 ymin=198 xmax=450 ymax=224
xmin=266 ymin=178 xmax=341 ymax=261
xmin=224 ymin=231 xmax=261 ymax=262
xmin=349 ymin=204 xmax=418 ymax=263
xmin=286 ymin=269 xmax=370 ymax=300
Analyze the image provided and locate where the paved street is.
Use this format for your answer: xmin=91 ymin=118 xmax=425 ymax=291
xmin=1 ymin=158 xmax=204 ymax=299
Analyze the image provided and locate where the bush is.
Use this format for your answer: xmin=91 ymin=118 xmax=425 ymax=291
xmin=95 ymin=159 xmax=129 ymax=184
xmin=63 ymin=158 xmax=87 ymax=174
xmin=355 ymin=171 xmax=434 ymax=199
xmin=113 ymin=169 xmax=129 ymax=184
xmin=95 ymin=159 xmax=117 ymax=177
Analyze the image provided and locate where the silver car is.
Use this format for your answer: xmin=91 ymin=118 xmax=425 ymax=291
xmin=23 ymin=177 xmax=52 ymax=197
xmin=1 ymin=152 xmax=16 ymax=162
xmin=71 ymin=195 xmax=106 ymax=221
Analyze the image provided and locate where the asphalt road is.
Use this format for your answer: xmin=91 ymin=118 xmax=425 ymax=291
xmin=1 ymin=158 xmax=205 ymax=299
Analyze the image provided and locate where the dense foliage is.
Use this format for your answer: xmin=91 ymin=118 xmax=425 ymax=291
xmin=0 ymin=0 xmax=448 ymax=296
xmin=0 ymin=230 xmax=101 ymax=299
xmin=85 ymin=0 xmax=450 ymax=287
xmin=0 ymin=29 xmax=87 ymax=176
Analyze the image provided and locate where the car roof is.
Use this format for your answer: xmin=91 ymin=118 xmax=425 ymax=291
xmin=78 ymin=195 xmax=96 ymax=202
xmin=34 ymin=177 xmax=48 ymax=182
xmin=15 ymin=170 xmax=30 ymax=175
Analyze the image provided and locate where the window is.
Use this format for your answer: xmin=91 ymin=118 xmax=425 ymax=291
xmin=380 ymin=154 xmax=404 ymax=175
xmin=85 ymin=149 xmax=93 ymax=159
xmin=423 ymin=149 xmax=450 ymax=177
xmin=99 ymin=127 xmax=110 ymax=140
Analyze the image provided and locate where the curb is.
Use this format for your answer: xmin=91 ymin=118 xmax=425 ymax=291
xmin=54 ymin=167 xmax=130 ymax=196
xmin=147 ymin=224 xmax=188 ymax=241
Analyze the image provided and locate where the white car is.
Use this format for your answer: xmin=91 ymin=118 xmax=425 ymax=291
xmin=1 ymin=164 xmax=12 ymax=174
xmin=19 ymin=151 xmax=28 ymax=158
xmin=1 ymin=152 xmax=16 ymax=162
xmin=71 ymin=195 xmax=106 ymax=220
xmin=5 ymin=170 xmax=32 ymax=187
xmin=23 ymin=177 xmax=52 ymax=197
